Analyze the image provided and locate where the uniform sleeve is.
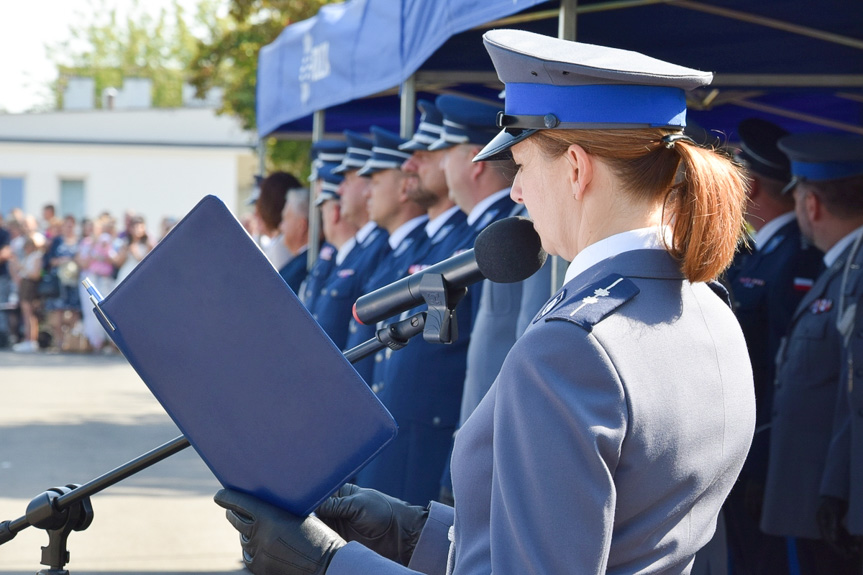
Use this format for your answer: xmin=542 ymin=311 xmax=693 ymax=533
xmin=326 ymin=503 xmax=454 ymax=575
xmin=327 ymin=543 xmax=422 ymax=575
xmin=490 ymin=320 xmax=627 ymax=573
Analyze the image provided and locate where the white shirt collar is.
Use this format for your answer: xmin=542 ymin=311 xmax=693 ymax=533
xmin=388 ymin=215 xmax=429 ymax=250
xmin=356 ymin=222 xmax=377 ymax=244
xmin=335 ymin=237 xmax=357 ymax=266
xmin=426 ymin=205 xmax=462 ymax=238
xmin=824 ymin=225 xmax=863 ymax=268
xmin=753 ymin=212 xmax=795 ymax=250
xmin=466 ymin=188 xmax=511 ymax=226
xmin=563 ymin=227 xmax=670 ymax=286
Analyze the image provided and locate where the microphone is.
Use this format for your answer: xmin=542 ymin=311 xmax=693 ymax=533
xmin=353 ymin=216 xmax=547 ymax=325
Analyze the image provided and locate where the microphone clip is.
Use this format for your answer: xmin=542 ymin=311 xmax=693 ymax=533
xmin=418 ymin=273 xmax=465 ymax=345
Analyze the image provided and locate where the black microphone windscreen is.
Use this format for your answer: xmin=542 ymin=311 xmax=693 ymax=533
xmin=474 ymin=216 xmax=547 ymax=283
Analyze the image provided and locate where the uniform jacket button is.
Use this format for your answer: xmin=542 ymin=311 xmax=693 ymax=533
xmin=432 ymin=416 xmax=441 ymax=426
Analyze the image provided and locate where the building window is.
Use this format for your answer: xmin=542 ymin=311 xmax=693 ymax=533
xmin=0 ymin=177 xmax=24 ymax=217
xmin=60 ymin=179 xmax=86 ymax=221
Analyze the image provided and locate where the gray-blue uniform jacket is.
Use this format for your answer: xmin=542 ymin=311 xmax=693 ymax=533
xmin=325 ymin=249 xmax=755 ymax=575
xmin=820 ymin=231 xmax=863 ymax=535
xmin=458 ymin=204 xmax=553 ymax=425
xmin=761 ymin=240 xmax=855 ymax=538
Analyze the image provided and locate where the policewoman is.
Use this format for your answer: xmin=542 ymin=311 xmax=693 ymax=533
xmin=215 ymin=29 xmax=755 ymax=575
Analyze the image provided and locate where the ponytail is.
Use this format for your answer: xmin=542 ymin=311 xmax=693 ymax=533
xmin=666 ymin=141 xmax=748 ymax=282
xmin=531 ymin=129 xmax=748 ymax=283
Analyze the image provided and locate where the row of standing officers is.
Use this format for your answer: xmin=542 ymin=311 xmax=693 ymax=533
xmin=260 ymin=92 xmax=863 ymax=574
xmin=723 ymin=120 xmax=863 ymax=574
xmin=287 ymin=94 xmax=552 ymax=507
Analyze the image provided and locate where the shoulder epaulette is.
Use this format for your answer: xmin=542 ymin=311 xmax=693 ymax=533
xmin=707 ymin=280 xmax=732 ymax=308
xmin=542 ymin=274 xmax=639 ymax=332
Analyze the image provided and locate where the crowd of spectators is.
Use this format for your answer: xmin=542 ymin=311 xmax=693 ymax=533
xmin=0 ymin=204 xmax=178 ymax=353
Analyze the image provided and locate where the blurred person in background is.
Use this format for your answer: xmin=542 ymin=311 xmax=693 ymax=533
xmin=118 ymin=209 xmax=137 ymax=241
xmin=76 ymin=214 xmax=117 ymax=352
xmin=12 ymin=233 xmax=46 ymax=353
xmin=277 ymin=188 xmax=312 ymax=293
xmin=0 ymin=217 xmax=11 ymax=348
xmin=115 ymin=215 xmax=153 ymax=283
xmin=255 ymin=171 xmax=303 ymax=270
xmin=44 ymin=215 xmax=82 ymax=351
xmin=159 ymin=216 xmax=178 ymax=242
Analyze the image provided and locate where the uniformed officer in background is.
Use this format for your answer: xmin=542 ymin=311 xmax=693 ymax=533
xmin=762 ymin=132 xmax=863 ymax=574
xmin=277 ymin=187 xmax=313 ymax=293
xmin=343 ymin=102 xmax=463 ymax=377
xmin=816 ymin=133 xmax=863 ymax=575
xmin=306 ymin=132 xmax=393 ymax=350
xmin=432 ymin=95 xmax=516 ymax=241
xmin=723 ymin=118 xmax=824 ymax=575
xmin=298 ymin=140 xmax=348 ymax=311
xmin=400 ymin=99 xmax=469 ymax=260
xmin=348 ymin=126 xmax=430 ymax=384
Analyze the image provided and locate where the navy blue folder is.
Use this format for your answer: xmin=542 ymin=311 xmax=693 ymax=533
xmin=88 ymin=195 xmax=397 ymax=516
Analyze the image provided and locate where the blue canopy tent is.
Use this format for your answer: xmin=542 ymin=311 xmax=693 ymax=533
xmin=256 ymin=0 xmax=550 ymax=139
xmin=257 ymin=0 xmax=863 ymax=140
xmin=258 ymin=0 xmax=862 ymax=282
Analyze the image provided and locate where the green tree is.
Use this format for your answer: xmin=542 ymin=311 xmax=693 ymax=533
xmin=189 ymin=0 xmax=339 ymax=176
xmin=49 ymin=0 xmax=223 ymax=110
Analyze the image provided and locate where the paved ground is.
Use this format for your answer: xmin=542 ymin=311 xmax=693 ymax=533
xmin=0 ymin=350 xmax=244 ymax=575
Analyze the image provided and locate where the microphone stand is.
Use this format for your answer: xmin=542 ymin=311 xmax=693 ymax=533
xmin=0 ymin=308 xmax=436 ymax=575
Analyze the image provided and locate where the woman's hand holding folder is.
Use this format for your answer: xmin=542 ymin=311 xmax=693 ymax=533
xmin=215 ymin=488 xmax=345 ymax=575
xmin=315 ymin=483 xmax=429 ymax=566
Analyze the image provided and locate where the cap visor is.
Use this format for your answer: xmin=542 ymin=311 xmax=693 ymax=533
xmin=473 ymin=128 xmax=537 ymax=162
xmin=428 ymin=138 xmax=457 ymax=152
xmin=398 ymin=140 xmax=429 ymax=152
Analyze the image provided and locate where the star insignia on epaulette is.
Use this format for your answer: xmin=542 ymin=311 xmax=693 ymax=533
xmin=570 ymin=277 xmax=625 ymax=316
xmin=543 ymin=274 xmax=639 ymax=330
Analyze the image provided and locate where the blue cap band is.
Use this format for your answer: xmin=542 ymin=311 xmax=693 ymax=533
xmin=791 ymin=160 xmax=863 ymax=182
xmin=505 ymin=83 xmax=688 ymax=128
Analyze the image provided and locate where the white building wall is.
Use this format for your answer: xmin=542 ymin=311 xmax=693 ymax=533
xmin=0 ymin=141 xmax=253 ymax=233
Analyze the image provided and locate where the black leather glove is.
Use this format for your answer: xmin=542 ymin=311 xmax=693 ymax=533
xmin=215 ymin=489 xmax=345 ymax=575
xmin=314 ymin=483 xmax=428 ymax=566
xmin=816 ymin=495 xmax=861 ymax=558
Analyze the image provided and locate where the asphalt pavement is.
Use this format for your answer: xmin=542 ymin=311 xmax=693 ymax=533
xmin=0 ymin=350 xmax=244 ymax=575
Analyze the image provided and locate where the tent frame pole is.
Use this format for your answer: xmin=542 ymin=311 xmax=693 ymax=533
xmin=308 ymin=110 xmax=326 ymax=270
xmin=400 ymin=75 xmax=417 ymax=139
